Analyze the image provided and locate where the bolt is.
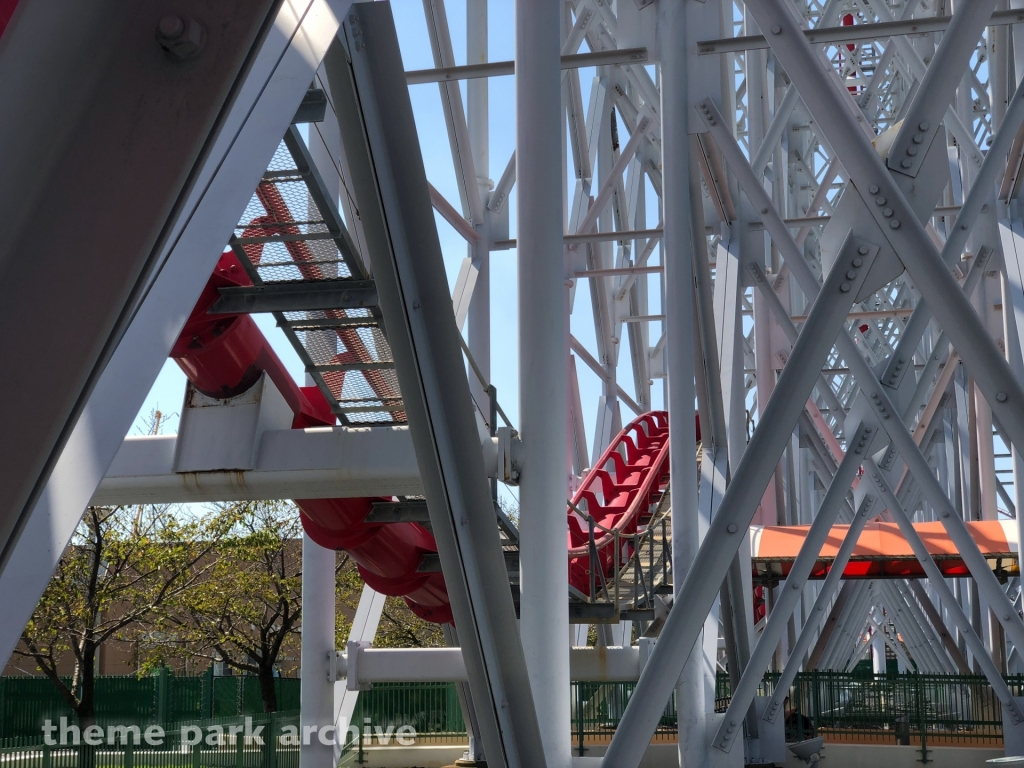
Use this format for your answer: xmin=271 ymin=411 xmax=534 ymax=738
xmin=919 ymin=122 xmax=930 ymax=131
xmin=158 ymin=15 xmax=184 ymax=38
xmin=906 ymin=147 xmax=918 ymax=157
xmin=890 ymin=220 xmax=901 ymax=229
xmin=761 ymin=207 xmax=769 ymax=214
xmin=156 ymin=14 xmax=203 ymax=59
xmin=901 ymin=159 xmax=913 ymax=168
xmin=840 ymin=282 xmax=851 ymax=292
xmin=869 ymin=185 xmax=880 ymax=194
xmin=853 ymin=257 xmax=864 ymax=267
xmin=858 ymin=245 xmax=869 ymax=255
xmin=847 ymin=270 xmax=858 ymax=280
xmin=913 ymin=134 xmax=924 ymax=144
xmin=997 ymin=392 xmax=1008 ymax=402
xmin=727 ymin=523 xmax=738 ymax=534
xmin=875 ymin=197 xmax=886 ymax=206
xmin=771 ymin=25 xmax=782 ymax=34
xmin=883 ymin=208 xmax=893 ymax=218
xmin=871 ymin=393 xmax=879 ymax=400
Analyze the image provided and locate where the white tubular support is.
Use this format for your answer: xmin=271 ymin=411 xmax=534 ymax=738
xmin=300 ymin=534 xmax=336 ymax=768
xmin=92 ymin=426 xmax=512 ymax=505
xmin=516 ymin=0 xmax=570 ymax=764
xmin=340 ymin=646 xmax=645 ymax=688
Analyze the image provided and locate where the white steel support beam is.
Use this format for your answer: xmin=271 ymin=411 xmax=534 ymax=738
xmin=867 ymin=460 xmax=1024 ymax=722
xmin=762 ymin=495 xmax=878 ymax=722
xmin=332 ymin=585 xmax=385 ymax=767
xmin=0 ymin=0 xmax=350 ymax=665
xmin=300 ymin=534 xmax=336 ymax=768
xmin=747 ymin=0 xmax=1024 ymax=454
xmin=715 ymin=419 xmax=879 ymax=752
xmin=659 ymin=5 xmax=709 ymax=767
xmin=466 ymin=0 xmax=491 ymax=414
xmin=327 ymin=7 xmax=547 ymax=765
xmin=703 ymin=49 xmax=1024 ymax=663
xmin=515 ymin=0 xmax=570 ymax=763
xmin=0 ymin=0 xmax=286 ymax=568
xmin=422 ymin=0 xmax=484 ymax=229
xmin=601 ymin=234 xmax=879 ymax=765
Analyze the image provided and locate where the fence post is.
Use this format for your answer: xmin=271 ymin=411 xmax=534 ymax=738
xmin=268 ymin=713 xmax=278 ymax=768
xmin=156 ymin=667 xmax=169 ymax=727
xmin=42 ymin=739 xmax=50 ymax=768
xmin=576 ymin=683 xmax=584 ymax=757
xmin=202 ymin=667 xmax=213 ymax=719
xmin=123 ymin=733 xmax=133 ymax=768
xmin=235 ymin=724 xmax=244 ymax=768
xmin=915 ymin=673 xmax=929 ymax=764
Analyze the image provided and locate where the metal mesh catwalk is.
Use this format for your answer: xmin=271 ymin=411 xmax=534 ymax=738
xmin=230 ymin=129 xmax=405 ymax=425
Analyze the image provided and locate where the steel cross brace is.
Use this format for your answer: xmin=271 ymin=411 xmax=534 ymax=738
xmin=325 ymin=8 xmax=545 ymax=766
xmin=702 ymin=88 xmax=1024 ymax=660
xmin=599 ymin=235 xmax=879 ymax=766
xmin=761 ymin=492 xmax=877 ymax=721
xmin=875 ymin=68 xmax=1024 ymax=394
xmin=807 ymin=580 xmax=858 ymax=670
xmin=883 ymin=581 xmax=955 ymax=675
xmin=866 ymin=458 xmax=1024 ymax=723
xmin=746 ymin=0 xmax=1024 ymax=453
xmin=714 ymin=418 xmax=880 ymax=752
xmin=823 ymin=580 xmax=878 ymax=670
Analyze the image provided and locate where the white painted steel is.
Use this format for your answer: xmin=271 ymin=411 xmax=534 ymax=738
xmin=0 ymin=0 xmax=350 ymax=666
xmin=516 ymin=0 xmax=570 ymax=764
xmin=300 ymin=534 xmax=336 ymax=768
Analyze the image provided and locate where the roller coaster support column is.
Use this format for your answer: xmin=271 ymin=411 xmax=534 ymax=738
xmin=516 ymin=0 xmax=570 ymax=764
xmin=300 ymin=534 xmax=335 ymax=768
xmin=659 ymin=3 xmax=706 ymax=767
xmin=0 ymin=0 xmax=347 ymax=666
xmin=467 ymin=0 xmax=491 ymax=415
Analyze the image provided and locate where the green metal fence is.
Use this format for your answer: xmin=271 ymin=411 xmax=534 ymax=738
xmin=4 ymin=670 xmax=1022 ymax=762
xmin=0 ymin=672 xmax=301 ymax=739
xmin=782 ymin=671 xmax=1022 ymax=749
xmin=0 ymin=712 xmax=300 ymax=768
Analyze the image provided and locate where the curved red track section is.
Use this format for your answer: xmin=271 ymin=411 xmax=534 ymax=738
xmin=172 ymin=256 xmax=693 ymax=623
xmin=172 ymin=252 xmax=452 ymax=623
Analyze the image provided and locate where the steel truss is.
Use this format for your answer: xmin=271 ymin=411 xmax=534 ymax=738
xmin=9 ymin=0 xmax=1024 ymax=766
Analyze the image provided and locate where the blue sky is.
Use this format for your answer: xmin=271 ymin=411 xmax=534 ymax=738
xmin=132 ymin=0 xmax=665 ymax=473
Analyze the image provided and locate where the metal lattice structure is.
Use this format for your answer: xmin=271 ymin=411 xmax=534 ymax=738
xmin=9 ymin=0 xmax=1024 ymax=765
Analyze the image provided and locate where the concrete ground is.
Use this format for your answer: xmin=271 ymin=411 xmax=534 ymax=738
xmin=342 ymin=741 xmax=1006 ymax=767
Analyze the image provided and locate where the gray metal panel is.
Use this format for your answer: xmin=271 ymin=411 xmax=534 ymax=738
xmin=324 ymin=5 xmax=546 ymax=767
xmin=0 ymin=0 xmax=280 ymax=566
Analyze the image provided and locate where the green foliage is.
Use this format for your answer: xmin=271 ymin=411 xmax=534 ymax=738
xmin=16 ymin=505 xmax=218 ymax=725
xmin=157 ymin=501 xmax=311 ymax=712
xmin=373 ymin=597 xmax=444 ymax=648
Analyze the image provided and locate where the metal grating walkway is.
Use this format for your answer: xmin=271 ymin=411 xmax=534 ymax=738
xmin=229 ymin=127 xmax=405 ymax=425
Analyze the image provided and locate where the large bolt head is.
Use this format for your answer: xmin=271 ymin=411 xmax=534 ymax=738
xmin=157 ymin=15 xmax=204 ymax=60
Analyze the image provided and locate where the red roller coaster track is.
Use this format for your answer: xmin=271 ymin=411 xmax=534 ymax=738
xmin=172 ymin=254 xmax=688 ymax=624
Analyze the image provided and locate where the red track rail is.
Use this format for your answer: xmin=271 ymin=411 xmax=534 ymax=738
xmin=173 ymin=256 xmax=694 ymax=623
